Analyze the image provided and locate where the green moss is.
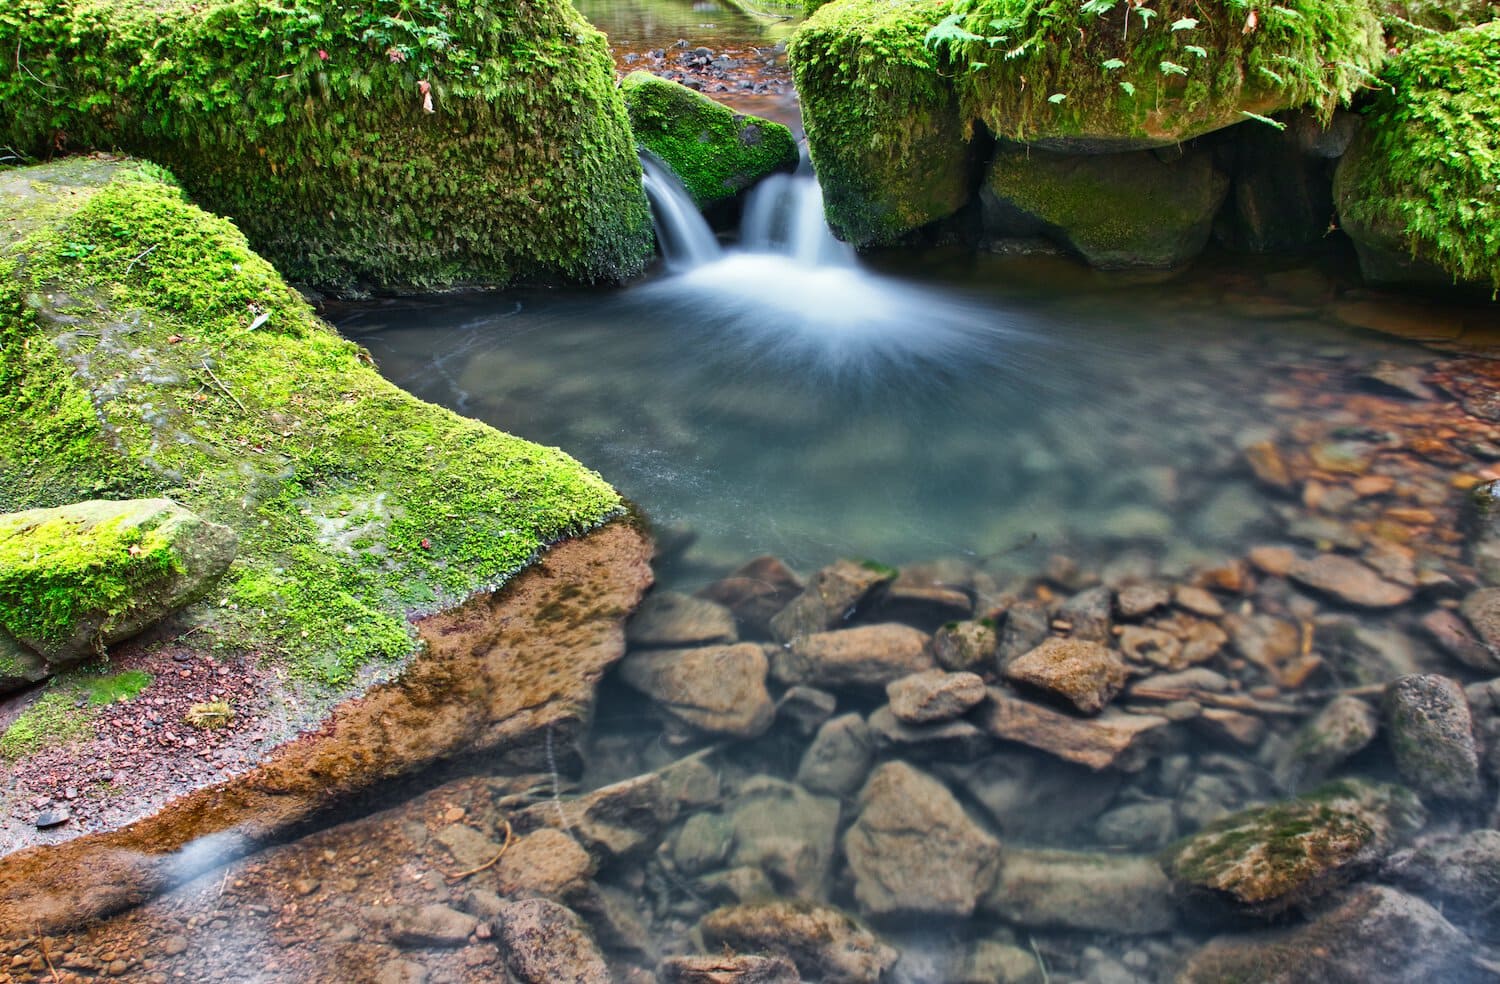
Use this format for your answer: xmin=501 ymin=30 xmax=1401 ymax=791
xmin=1340 ymin=22 xmax=1500 ymax=291
xmin=0 ymin=0 xmax=652 ymax=292
xmin=788 ymin=0 xmax=978 ymax=245
xmin=0 ymin=667 xmax=152 ymax=759
xmin=928 ymin=0 xmax=1386 ymax=145
xmin=622 ymin=72 xmax=799 ymax=207
xmin=1 ymin=161 xmax=623 ymax=688
xmin=0 ymin=513 xmax=179 ymax=647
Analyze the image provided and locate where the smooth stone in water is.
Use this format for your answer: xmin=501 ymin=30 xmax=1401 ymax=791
xmin=659 ymin=953 xmax=802 ymax=984
xmin=627 ymin=592 xmax=738 ymax=648
xmin=697 ymin=556 xmax=805 ymax=639
xmin=1273 ymin=694 xmax=1379 ymax=792
xmin=769 ymin=560 xmax=895 ymax=643
xmin=619 ymin=643 xmax=774 ymax=739
xmin=843 ymin=761 xmax=1001 ymax=920
xmin=1458 ymin=587 xmax=1500 ymax=659
xmin=725 ymin=777 xmax=841 ymax=899
xmin=1163 ymin=779 xmax=1426 ymax=918
xmin=1383 ymin=674 xmax=1484 ymax=802
xmin=1118 ymin=626 xmax=1183 ymax=670
xmin=886 ymin=669 xmax=987 ymax=724
xmin=516 ymin=773 xmax=677 ymax=863
xmin=1093 ymin=801 xmax=1177 ymax=851
xmin=387 ymin=904 xmax=478 ymax=947
xmin=1115 ymin=583 xmax=1170 ymax=619
xmin=1422 ymin=606 xmax=1500 ymax=673
xmin=982 ymin=848 xmax=1174 ymax=935
xmin=775 ymin=624 xmax=933 ymax=691
xmin=699 ymin=902 xmax=899 ymax=984
xmin=775 ymin=685 xmax=838 ymax=737
xmin=1382 ymin=829 xmax=1500 ymax=915
xmin=670 ymin=813 xmax=735 ymax=876
xmin=939 ymin=752 xmax=1122 ymax=843
xmin=1287 ymin=554 xmax=1414 ymax=609
xmin=796 ymin=713 xmax=875 ymax=799
xmin=996 ymin=601 xmax=1048 ymax=668
xmin=979 ymin=689 xmax=1169 ymax=771
xmin=497 ymin=899 xmax=611 ymax=984
xmin=495 ymin=828 xmax=595 ymax=899
xmin=866 ymin=705 xmax=993 ymax=762
xmin=1057 ymin=586 xmax=1113 ymax=642
xmin=1003 ymin=638 xmax=1128 ymax=715
xmin=1181 ymin=886 xmax=1477 ymax=983
xmin=933 ymin=619 xmax=998 ymax=673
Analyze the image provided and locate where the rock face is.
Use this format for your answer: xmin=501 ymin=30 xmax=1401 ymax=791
xmin=1183 ymin=886 xmax=1478 ymax=983
xmin=0 ymin=499 xmax=236 ymax=672
xmin=982 ymin=146 xmax=1228 ymax=269
xmin=619 ymin=643 xmax=774 ymax=739
xmin=622 ymin=72 xmax=798 ymax=208
xmin=1214 ymin=115 xmax=1337 ymax=254
xmin=1383 ymin=674 xmax=1483 ymax=801
xmin=699 ymin=902 xmax=899 ymax=984
xmin=1003 ymin=638 xmax=1128 ymax=714
xmin=775 ymin=624 xmax=933 ymax=690
xmin=0 ymin=1 xmax=652 ymax=292
xmin=983 ymin=849 xmax=1174 ymax=935
xmin=788 ymin=0 xmax=976 ymax=246
xmin=886 ymin=669 xmax=987 ymax=724
xmin=843 ymin=762 xmax=1000 ymax=919
xmin=1334 ymin=22 xmax=1500 ymax=294
xmin=496 ymin=899 xmax=611 ymax=984
xmin=1163 ymin=780 xmax=1427 ymax=917
xmin=770 ymin=560 xmax=895 ymax=643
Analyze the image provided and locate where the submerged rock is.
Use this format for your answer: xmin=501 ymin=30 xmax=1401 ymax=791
xmin=386 ymin=903 xmax=478 ymax=948
xmin=886 ymin=669 xmax=987 ymax=724
xmin=981 ymin=146 xmax=1229 ymax=270
xmin=699 ymin=902 xmax=899 ymax=984
xmin=619 ymin=643 xmax=774 ymax=739
xmin=866 ymin=705 xmax=994 ymax=761
xmin=1287 ymin=553 xmax=1414 ymax=609
xmin=1383 ymin=674 xmax=1484 ymax=802
xmin=796 ymin=713 xmax=875 ymax=798
xmin=1163 ymin=780 xmax=1427 ymax=918
xmin=698 ymin=556 xmax=805 ymax=640
xmin=517 ymin=773 xmax=678 ymax=864
xmin=497 ymin=899 xmax=611 ymax=984
xmin=983 ymin=849 xmax=1174 ymax=935
xmin=1273 ymin=695 xmax=1379 ymax=792
xmin=996 ymin=602 xmax=1049 ymax=668
xmin=1003 ymin=637 xmax=1128 ymax=714
xmin=932 ymin=619 xmax=999 ymax=673
xmin=770 ymin=560 xmax=896 ymax=643
xmin=843 ymin=761 xmax=1000 ymax=919
xmin=1425 ymin=604 xmax=1500 ymax=674
xmin=726 ymin=777 xmax=842 ymax=899
xmin=494 ymin=829 xmax=595 ymax=900
xmin=0 ymin=498 xmax=236 ymax=669
xmin=1182 ymin=885 xmax=1479 ymax=983
xmin=660 ymin=954 xmax=802 ymax=984
xmin=627 ymin=592 xmax=738 ymax=649
xmin=775 ymin=624 xmax=933 ymax=690
xmin=979 ymin=688 xmax=1169 ymax=771
xmin=1383 ymin=829 xmax=1500 ymax=915
xmin=622 ymin=72 xmax=798 ymax=208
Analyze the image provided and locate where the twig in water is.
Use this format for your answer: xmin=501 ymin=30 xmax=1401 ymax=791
xmin=1128 ymin=687 xmax=1306 ymax=716
xmin=1028 ymin=934 xmax=1050 ymax=984
xmin=37 ymin=933 xmax=61 ymax=983
xmin=445 ymin=818 xmax=514 ymax=882
xmin=123 ymin=243 xmax=157 ymax=276
xmin=199 ymin=359 xmax=246 ymax=413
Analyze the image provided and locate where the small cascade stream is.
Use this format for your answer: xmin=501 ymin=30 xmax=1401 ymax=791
xmin=640 ymin=152 xmax=723 ymax=271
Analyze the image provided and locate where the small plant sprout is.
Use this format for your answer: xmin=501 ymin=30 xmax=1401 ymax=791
xmin=1171 ymin=16 xmax=1198 ymax=30
xmin=1049 ymin=92 xmax=1068 ymax=103
xmin=184 ymin=701 xmax=234 ymax=729
xmin=1102 ymin=57 xmax=1126 ymax=70
xmin=1240 ymin=110 xmax=1288 ymax=130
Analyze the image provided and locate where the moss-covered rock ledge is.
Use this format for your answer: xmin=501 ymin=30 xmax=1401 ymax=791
xmin=0 ymin=0 xmax=653 ymax=292
xmin=1 ymin=156 xmax=623 ymax=694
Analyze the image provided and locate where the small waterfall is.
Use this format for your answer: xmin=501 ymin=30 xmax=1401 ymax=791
xmin=640 ymin=152 xmax=722 ymax=271
xmin=740 ymin=170 xmax=854 ymax=267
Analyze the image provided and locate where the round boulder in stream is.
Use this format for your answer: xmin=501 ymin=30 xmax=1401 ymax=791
xmin=843 ymin=761 xmax=1000 ymax=920
xmin=1383 ymin=674 xmax=1484 ymax=802
xmin=619 ymin=642 xmax=775 ymax=739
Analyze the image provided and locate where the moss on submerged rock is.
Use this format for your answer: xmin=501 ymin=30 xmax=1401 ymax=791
xmin=788 ymin=0 xmax=979 ymax=246
xmin=0 ymin=158 xmax=622 ymax=690
xmin=0 ymin=0 xmax=652 ymax=293
xmin=1335 ymin=21 xmax=1500 ymax=292
xmin=930 ymin=0 xmax=1386 ymax=149
xmin=982 ymin=144 xmax=1229 ymax=268
xmin=622 ymin=72 xmax=798 ymax=207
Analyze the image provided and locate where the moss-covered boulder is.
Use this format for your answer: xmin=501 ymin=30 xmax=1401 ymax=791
xmin=0 ymin=0 xmax=652 ymax=292
xmin=1163 ymin=780 xmax=1427 ymax=919
xmin=928 ymin=0 xmax=1386 ymax=150
xmin=981 ymin=144 xmax=1228 ymax=268
xmin=1334 ymin=22 xmax=1500 ymax=292
xmin=0 ymin=499 xmax=236 ymax=675
xmin=788 ymin=0 xmax=980 ymax=246
xmin=1 ymin=157 xmax=622 ymax=690
xmin=622 ymin=72 xmax=798 ymax=208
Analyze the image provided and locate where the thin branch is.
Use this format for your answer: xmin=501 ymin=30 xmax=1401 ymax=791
xmin=123 ymin=243 xmax=157 ymax=276
xmin=199 ymin=359 xmax=246 ymax=413
xmin=445 ymin=818 xmax=514 ymax=882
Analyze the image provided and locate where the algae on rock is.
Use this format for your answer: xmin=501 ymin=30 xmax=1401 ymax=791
xmin=0 ymin=159 xmax=623 ymax=696
xmin=622 ymin=72 xmax=799 ymax=208
xmin=788 ymin=0 xmax=980 ymax=246
xmin=0 ymin=0 xmax=653 ymax=292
